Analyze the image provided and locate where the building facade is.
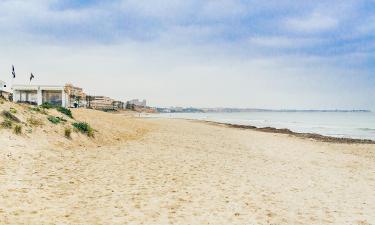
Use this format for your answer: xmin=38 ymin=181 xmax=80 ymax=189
xmin=0 ymin=80 xmax=10 ymax=100
xmin=0 ymin=80 xmax=6 ymax=92
xmin=87 ymin=96 xmax=115 ymax=110
xmin=64 ymin=83 xmax=87 ymax=108
xmin=127 ymin=99 xmax=147 ymax=107
xmin=112 ymin=101 xmax=125 ymax=110
xmin=12 ymin=85 xmax=68 ymax=107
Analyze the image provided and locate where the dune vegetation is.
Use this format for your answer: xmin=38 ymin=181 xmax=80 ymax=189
xmin=0 ymin=99 xmax=152 ymax=150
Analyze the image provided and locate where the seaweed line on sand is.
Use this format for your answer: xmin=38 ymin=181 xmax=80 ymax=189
xmin=196 ymin=120 xmax=375 ymax=144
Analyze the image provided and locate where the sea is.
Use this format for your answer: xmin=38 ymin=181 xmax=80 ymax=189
xmin=145 ymin=111 xmax=375 ymax=140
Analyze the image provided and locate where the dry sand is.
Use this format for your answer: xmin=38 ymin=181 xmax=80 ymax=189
xmin=0 ymin=105 xmax=374 ymax=224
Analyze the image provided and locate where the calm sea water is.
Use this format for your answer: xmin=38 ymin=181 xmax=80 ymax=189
xmin=146 ymin=112 xmax=375 ymax=140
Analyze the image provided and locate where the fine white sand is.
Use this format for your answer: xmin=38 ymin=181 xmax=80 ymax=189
xmin=0 ymin=106 xmax=374 ymax=224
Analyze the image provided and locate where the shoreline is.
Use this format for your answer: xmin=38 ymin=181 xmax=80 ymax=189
xmin=151 ymin=117 xmax=375 ymax=144
xmin=206 ymin=121 xmax=375 ymax=144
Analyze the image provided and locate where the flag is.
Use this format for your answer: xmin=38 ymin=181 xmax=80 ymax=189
xmin=12 ymin=65 xmax=15 ymax=78
xmin=30 ymin=73 xmax=35 ymax=82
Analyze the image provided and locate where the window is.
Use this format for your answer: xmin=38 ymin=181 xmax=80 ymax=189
xmin=42 ymin=90 xmax=62 ymax=106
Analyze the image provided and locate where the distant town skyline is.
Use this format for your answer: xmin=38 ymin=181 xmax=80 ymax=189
xmin=0 ymin=0 xmax=374 ymax=110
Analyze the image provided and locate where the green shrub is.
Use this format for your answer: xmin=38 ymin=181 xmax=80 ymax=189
xmin=41 ymin=102 xmax=54 ymax=109
xmin=9 ymin=108 xmax=17 ymax=114
xmin=29 ymin=106 xmax=40 ymax=112
xmin=29 ymin=107 xmax=48 ymax=115
xmin=48 ymin=116 xmax=68 ymax=124
xmin=64 ymin=128 xmax=72 ymax=138
xmin=72 ymin=122 xmax=94 ymax=137
xmin=48 ymin=116 xmax=61 ymax=124
xmin=27 ymin=117 xmax=44 ymax=126
xmin=57 ymin=107 xmax=73 ymax=118
xmin=1 ymin=119 xmax=13 ymax=128
xmin=13 ymin=125 xmax=22 ymax=134
xmin=1 ymin=110 xmax=21 ymax=123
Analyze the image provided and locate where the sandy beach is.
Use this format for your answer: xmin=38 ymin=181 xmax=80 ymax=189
xmin=1 ymin=105 xmax=374 ymax=224
xmin=2 ymin=0 xmax=375 ymax=224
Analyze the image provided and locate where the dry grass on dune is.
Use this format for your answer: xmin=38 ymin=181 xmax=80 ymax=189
xmin=70 ymin=108 xmax=153 ymax=147
xmin=0 ymin=100 xmax=153 ymax=150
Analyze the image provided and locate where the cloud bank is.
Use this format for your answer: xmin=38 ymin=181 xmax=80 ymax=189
xmin=0 ymin=0 xmax=374 ymax=110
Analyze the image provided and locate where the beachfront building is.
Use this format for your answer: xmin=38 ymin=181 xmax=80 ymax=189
xmin=0 ymin=80 xmax=5 ymax=91
xmin=0 ymin=80 xmax=11 ymax=100
xmin=87 ymin=95 xmax=115 ymax=110
xmin=127 ymin=99 xmax=147 ymax=107
xmin=64 ymin=83 xmax=87 ymax=108
xmin=112 ymin=101 xmax=125 ymax=110
xmin=12 ymin=85 xmax=68 ymax=107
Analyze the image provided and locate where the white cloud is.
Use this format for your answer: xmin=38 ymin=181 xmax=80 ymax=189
xmin=248 ymin=36 xmax=324 ymax=48
xmin=0 ymin=1 xmax=104 ymax=31
xmin=119 ymin=0 xmax=196 ymax=21
xmin=284 ymin=12 xmax=338 ymax=33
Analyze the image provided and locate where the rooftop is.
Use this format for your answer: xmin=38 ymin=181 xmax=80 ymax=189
xmin=12 ymin=84 xmax=65 ymax=90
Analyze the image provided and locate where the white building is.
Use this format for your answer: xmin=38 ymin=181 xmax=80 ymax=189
xmin=0 ymin=80 xmax=11 ymax=99
xmin=127 ymin=99 xmax=147 ymax=107
xmin=12 ymin=85 xmax=68 ymax=107
xmin=0 ymin=80 xmax=6 ymax=91
xmin=88 ymin=96 xmax=115 ymax=110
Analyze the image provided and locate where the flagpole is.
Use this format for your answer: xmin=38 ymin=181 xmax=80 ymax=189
xmin=11 ymin=65 xmax=15 ymax=93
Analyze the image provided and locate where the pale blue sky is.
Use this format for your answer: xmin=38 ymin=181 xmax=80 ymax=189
xmin=0 ymin=0 xmax=374 ymax=109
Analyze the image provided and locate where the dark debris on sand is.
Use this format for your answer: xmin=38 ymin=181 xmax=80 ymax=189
xmin=203 ymin=121 xmax=375 ymax=144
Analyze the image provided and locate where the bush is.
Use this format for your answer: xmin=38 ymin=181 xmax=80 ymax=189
xmin=1 ymin=110 xmax=21 ymax=123
xmin=64 ymin=128 xmax=72 ymax=138
xmin=13 ymin=125 xmax=22 ymax=134
xmin=1 ymin=119 xmax=13 ymax=128
xmin=57 ymin=107 xmax=73 ymax=118
xmin=29 ymin=107 xmax=48 ymax=115
xmin=72 ymin=122 xmax=94 ymax=137
xmin=48 ymin=116 xmax=61 ymax=124
xmin=9 ymin=108 xmax=17 ymax=114
xmin=41 ymin=102 xmax=54 ymax=109
xmin=29 ymin=107 xmax=40 ymax=112
xmin=27 ymin=117 xmax=44 ymax=126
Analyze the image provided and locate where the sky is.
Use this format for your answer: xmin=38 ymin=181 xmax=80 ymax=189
xmin=0 ymin=0 xmax=374 ymax=110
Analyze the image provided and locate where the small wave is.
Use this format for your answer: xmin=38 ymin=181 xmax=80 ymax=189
xmin=246 ymin=119 xmax=267 ymax=123
xmin=358 ymin=128 xmax=375 ymax=131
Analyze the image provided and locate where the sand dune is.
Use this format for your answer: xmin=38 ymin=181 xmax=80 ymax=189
xmin=0 ymin=103 xmax=374 ymax=224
